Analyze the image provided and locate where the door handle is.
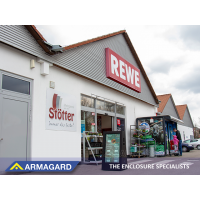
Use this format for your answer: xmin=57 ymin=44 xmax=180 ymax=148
xmin=0 ymin=138 xmax=3 ymax=141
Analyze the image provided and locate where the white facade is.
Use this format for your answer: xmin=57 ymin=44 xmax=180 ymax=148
xmin=177 ymin=124 xmax=193 ymax=141
xmin=0 ymin=42 xmax=157 ymax=162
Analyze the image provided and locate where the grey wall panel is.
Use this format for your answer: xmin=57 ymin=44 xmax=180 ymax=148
xmin=162 ymin=97 xmax=179 ymax=119
xmin=0 ymin=25 xmax=54 ymax=62
xmin=53 ymin=34 xmax=157 ymax=106
xmin=182 ymin=107 xmax=194 ymax=128
xmin=0 ymin=25 xmax=157 ymax=106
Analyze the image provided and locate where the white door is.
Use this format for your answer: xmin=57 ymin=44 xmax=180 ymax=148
xmin=0 ymin=71 xmax=32 ymax=172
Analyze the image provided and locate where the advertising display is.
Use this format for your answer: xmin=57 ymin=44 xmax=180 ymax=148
xmin=105 ymin=134 xmax=120 ymax=163
xmin=106 ymin=48 xmax=141 ymax=93
xmin=102 ymin=131 xmax=127 ymax=171
xmin=46 ymin=88 xmax=76 ymax=131
xmin=139 ymin=122 xmax=150 ymax=133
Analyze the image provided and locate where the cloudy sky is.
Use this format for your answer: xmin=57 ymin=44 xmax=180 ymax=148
xmin=36 ymin=25 xmax=200 ymax=126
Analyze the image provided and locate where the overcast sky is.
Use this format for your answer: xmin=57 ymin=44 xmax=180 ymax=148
xmin=36 ymin=25 xmax=200 ymax=126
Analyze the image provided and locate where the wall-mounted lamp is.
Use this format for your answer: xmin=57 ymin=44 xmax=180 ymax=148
xmin=30 ymin=59 xmax=35 ymax=69
xmin=36 ymin=58 xmax=53 ymax=76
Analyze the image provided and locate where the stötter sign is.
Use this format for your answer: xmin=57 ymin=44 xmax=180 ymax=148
xmin=46 ymin=88 xmax=76 ymax=131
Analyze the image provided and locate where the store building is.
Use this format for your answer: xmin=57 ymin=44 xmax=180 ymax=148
xmin=0 ymin=25 xmax=159 ymax=171
xmin=176 ymin=105 xmax=194 ymax=140
xmin=156 ymin=94 xmax=194 ymax=141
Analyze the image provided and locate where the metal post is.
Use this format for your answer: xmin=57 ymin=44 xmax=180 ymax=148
xmin=114 ymin=102 xmax=117 ymax=131
xmin=94 ymin=98 xmax=97 ymax=132
xmin=83 ymin=131 xmax=85 ymax=163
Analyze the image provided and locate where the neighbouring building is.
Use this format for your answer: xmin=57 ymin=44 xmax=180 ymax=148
xmin=176 ymin=104 xmax=194 ymax=140
xmin=156 ymin=94 xmax=180 ymax=119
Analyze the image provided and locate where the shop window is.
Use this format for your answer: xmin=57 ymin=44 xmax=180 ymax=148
xmin=81 ymin=111 xmax=95 ymax=133
xmin=116 ymin=105 xmax=125 ymax=115
xmin=96 ymin=99 xmax=114 ymax=112
xmin=81 ymin=95 xmax=94 ymax=108
xmin=96 ymin=99 xmax=104 ymax=110
xmin=2 ymin=75 xmax=30 ymax=95
xmin=105 ymin=101 xmax=115 ymax=112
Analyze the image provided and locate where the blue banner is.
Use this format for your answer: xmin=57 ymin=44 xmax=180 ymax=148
xmin=5 ymin=161 xmax=79 ymax=172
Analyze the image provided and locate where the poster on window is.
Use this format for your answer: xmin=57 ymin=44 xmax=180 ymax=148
xmin=46 ymin=88 xmax=76 ymax=131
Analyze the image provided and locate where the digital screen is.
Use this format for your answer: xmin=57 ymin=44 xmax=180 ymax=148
xmin=105 ymin=134 xmax=120 ymax=163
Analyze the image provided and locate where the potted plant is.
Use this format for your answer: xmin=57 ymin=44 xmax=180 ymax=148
xmin=133 ymin=133 xmax=138 ymax=137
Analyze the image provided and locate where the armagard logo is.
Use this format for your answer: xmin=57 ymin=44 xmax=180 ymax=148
xmin=9 ymin=163 xmax=24 ymax=171
xmin=5 ymin=161 xmax=79 ymax=172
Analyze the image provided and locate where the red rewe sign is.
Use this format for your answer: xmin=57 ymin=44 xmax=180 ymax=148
xmin=106 ymin=48 xmax=141 ymax=93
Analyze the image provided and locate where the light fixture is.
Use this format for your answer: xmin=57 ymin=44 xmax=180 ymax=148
xmin=30 ymin=59 xmax=35 ymax=69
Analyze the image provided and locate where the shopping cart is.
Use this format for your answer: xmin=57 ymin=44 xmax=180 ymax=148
xmin=170 ymin=140 xmax=180 ymax=156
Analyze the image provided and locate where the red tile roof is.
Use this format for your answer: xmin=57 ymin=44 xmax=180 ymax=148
xmin=176 ymin=105 xmax=187 ymax=120
xmin=157 ymin=94 xmax=171 ymax=113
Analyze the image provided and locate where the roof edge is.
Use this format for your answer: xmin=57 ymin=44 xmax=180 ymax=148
xmin=24 ymin=25 xmax=55 ymax=55
xmin=176 ymin=104 xmax=194 ymax=127
xmin=63 ymin=30 xmax=126 ymax=51
xmin=123 ymin=31 xmax=159 ymax=104
xmin=157 ymin=94 xmax=171 ymax=112
xmin=169 ymin=95 xmax=181 ymax=119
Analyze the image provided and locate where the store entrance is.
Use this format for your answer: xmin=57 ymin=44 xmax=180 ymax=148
xmin=97 ymin=114 xmax=112 ymax=134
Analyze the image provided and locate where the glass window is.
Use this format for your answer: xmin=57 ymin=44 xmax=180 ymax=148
xmin=184 ymin=140 xmax=190 ymax=143
xmin=116 ymin=105 xmax=125 ymax=115
xmin=104 ymin=101 xmax=114 ymax=112
xmin=2 ymin=75 xmax=30 ymax=95
xmin=96 ymin=99 xmax=115 ymax=112
xmin=81 ymin=95 xmax=94 ymax=108
xmin=81 ymin=111 xmax=95 ymax=133
xmin=96 ymin=99 xmax=104 ymax=110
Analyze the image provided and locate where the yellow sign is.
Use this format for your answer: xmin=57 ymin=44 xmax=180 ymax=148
xmin=10 ymin=163 xmax=24 ymax=170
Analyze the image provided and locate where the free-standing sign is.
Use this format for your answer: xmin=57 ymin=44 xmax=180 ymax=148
xmin=106 ymin=48 xmax=141 ymax=93
xmin=46 ymin=88 xmax=76 ymax=131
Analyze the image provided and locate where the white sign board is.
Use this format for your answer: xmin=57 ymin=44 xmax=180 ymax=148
xmin=46 ymin=88 xmax=76 ymax=131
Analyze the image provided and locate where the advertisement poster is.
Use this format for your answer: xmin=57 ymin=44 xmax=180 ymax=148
xmin=46 ymin=88 xmax=76 ymax=131
xmin=105 ymin=134 xmax=120 ymax=163
xmin=139 ymin=122 xmax=150 ymax=133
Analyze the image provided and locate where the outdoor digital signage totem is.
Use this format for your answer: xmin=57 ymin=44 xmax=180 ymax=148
xmin=102 ymin=131 xmax=127 ymax=171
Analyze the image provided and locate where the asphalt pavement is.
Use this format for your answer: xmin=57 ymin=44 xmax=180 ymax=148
xmin=1 ymin=150 xmax=200 ymax=175
xmin=16 ymin=149 xmax=200 ymax=175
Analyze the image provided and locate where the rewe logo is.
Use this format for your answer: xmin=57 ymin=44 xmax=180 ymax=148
xmin=106 ymin=48 xmax=141 ymax=93
xmin=49 ymin=93 xmax=74 ymax=121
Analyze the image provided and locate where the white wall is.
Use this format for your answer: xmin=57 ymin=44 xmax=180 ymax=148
xmin=177 ymin=124 xmax=193 ymax=141
xmin=0 ymin=43 xmax=157 ymax=159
